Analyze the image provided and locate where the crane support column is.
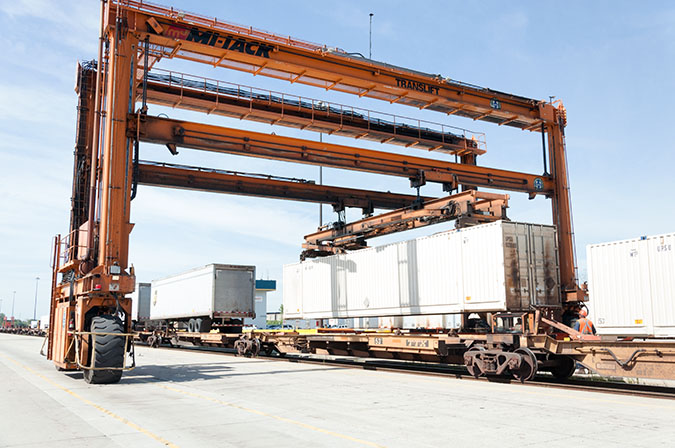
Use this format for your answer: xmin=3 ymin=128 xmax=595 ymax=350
xmin=547 ymin=114 xmax=580 ymax=300
xmin=98 ymin=12 xmax=136 ymax=271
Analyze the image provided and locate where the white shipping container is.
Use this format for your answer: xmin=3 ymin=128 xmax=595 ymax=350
xmin=284 ymin=221 xmax=560 ymax=319
xmin=587 ymin=232 xmax=675 ymax=337
xmin=150 ymin=264 xmax=255 ymax=321
xmin=130 ymin=283 xmax=152 ymax=322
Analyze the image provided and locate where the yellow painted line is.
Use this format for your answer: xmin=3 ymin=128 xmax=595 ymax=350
xmin=0 ymin=352 xmax=178 ymax=448
xmin=340 ymin=367 xmax=675 ymax=410
xmin=158 ymin=383 xmax=386 ymax=448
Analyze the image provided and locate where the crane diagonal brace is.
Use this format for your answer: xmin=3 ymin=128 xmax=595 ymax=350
xmin=129 ymin=115 xmax=554 ymax=195
xmin=302 ymin=190 xmax=509 ymax=255
xmin=136 ymin=162 xmax=431 ymax=210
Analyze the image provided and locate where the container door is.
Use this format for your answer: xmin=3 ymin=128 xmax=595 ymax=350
xmin=527 ymin=225 xmax=560 ymax=307
xmin=397 ymin=238 xmax=419 ymax=312
xmin=139 ymin=284 xmax=152 ymax=321
xmin=214 ymin=268 xmax=255 ymax=316
xmin=501 ymin=223 xmax=532 ymax=310
xmin=647 ymin=234 xmax=675 ymax=337
xmin=282 ymin=264 xmax=304 ymax=319
xmin=333 ymin=254 xmax=349 ymax=316
xmin=587 ymin=239 xmax=653 ymax=336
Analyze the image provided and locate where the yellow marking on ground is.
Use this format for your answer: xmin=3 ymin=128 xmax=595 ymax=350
xmin=340 ymin=366 xmax=675 ymax=410
xmin=0 ymin=352 xmax=178 ymax=448
xmin=158 ymin=383 xmax=386 ymax=447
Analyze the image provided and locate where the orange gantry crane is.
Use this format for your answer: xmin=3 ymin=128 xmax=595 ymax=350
xmin=49 ymin=0 xmax=582 ymax=383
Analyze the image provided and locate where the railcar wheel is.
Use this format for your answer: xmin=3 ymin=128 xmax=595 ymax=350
xmin=83 ymin=315 xmax=125 ymax=384
xmin=512 ymin=347 xmax=538 ymax=383
xmin=464 ymin=346 xmax=486 ymax=378
xmin=550 ymin=355 xmax=576 ymax=380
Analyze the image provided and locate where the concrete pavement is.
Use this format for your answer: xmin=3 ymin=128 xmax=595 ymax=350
xmin=1 ymin=333 xmax=674 ymax=448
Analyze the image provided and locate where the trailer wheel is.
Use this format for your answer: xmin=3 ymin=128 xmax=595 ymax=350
xmin=187 ymin=318 xmax=196 ymax=333
xmin=83 ymin=315 xmax=125 ymax=384
xmin=195 ymin=317 xmax=212 ymax=333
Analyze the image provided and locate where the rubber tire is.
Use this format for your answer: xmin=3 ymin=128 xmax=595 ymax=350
xmin=196 ymin=317 xmax=212 ymax=333
xmin=187 ymin=318 xmax=196 ymax=333
xmin=83 ymin=315 xmax=125 ymax=384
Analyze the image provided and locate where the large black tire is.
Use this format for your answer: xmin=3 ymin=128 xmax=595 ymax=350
xmin=83 ymin=315 xmax=125 ymax=384
xmin=187 ymin=318 xmax=196 ymax=333
xmin=195 ymin=317 xmax=212 ymax=333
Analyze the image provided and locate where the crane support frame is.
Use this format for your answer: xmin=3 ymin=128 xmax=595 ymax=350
xmin=109 ymin=0 xmax=579 ymax=297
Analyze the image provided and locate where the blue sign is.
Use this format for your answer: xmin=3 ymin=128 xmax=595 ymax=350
xmin=533 ymin=177 xmax=544 ymax=191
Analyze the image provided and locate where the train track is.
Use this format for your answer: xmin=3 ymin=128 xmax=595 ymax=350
xmin=5 ymin=331 xmax=672 ymax=399
xmin=143 ymin=340 xmax=675 ymax=400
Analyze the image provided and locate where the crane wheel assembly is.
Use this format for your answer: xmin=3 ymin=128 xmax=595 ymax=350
xmin=82 ymin=315 xmax=126 ymax=384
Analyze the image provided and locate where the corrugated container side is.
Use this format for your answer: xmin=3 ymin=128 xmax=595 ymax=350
xmin=647 ymin=233 xmax=675 ymax=337
xmin=151 ymin=265 xmax=214 ymax=320
xmin=283 ymin=221 xmax=559 ymax=320
xmin=460 ymin=222 xmax=506 ymax=310
xmin=587 ymin=239 xmax=653 ymax=336
xmin=301 ymin=258 xmax=335 ymax=317
xmin=415 ymin=231 xmax=463 ymax=312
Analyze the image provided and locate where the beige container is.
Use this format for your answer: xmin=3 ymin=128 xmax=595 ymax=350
xmin=283 ymin=221 xmax=560 ymax=319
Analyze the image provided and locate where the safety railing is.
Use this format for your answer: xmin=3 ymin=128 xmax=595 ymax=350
xmin=50 ymin=229 xmax=88 ymax=272
xmin=145 ymin=68 xmax=487 ymax=153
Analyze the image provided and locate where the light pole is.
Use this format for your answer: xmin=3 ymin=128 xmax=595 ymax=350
xmin=34 ymin=277 xmax=40 ymax=321
xmin=12 ymin=290 xmax=16 ymax=319
xmin=369 ymin=13 xmax=374 ymax=59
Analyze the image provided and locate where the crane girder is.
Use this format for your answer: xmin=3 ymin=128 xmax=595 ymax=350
xmin=136 ymin=162 xmax=431 ymax=211
xmin=129 ymin=115 xmax=554 ymax=196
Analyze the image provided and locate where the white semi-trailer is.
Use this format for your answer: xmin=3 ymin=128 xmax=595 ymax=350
xmin=151 ymin=264 xmax=256 ymax=332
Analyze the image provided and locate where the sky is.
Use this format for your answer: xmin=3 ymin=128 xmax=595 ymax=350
xmin=0 ymin=0 xmax=673 ymax=320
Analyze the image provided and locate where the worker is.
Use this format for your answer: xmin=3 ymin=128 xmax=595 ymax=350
xmin=573 ymin=308 xmax=596 ymax=335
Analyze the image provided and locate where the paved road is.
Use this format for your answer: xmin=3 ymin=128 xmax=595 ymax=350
xmin=1 ymin=333 xmax=674 ymax=448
